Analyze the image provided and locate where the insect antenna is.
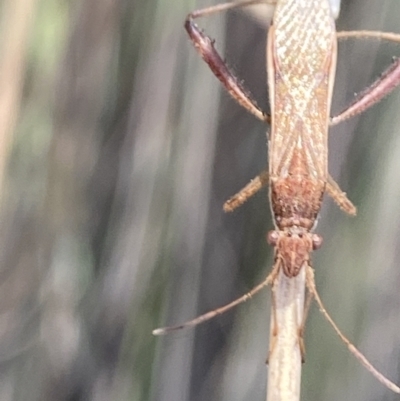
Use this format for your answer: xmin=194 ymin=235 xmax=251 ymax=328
xmin=306 ymin=266 xmax=400 ymax=394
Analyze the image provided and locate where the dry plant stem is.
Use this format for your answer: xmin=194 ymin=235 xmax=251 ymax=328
xmin=267 ymin=267 xmax=305 ymax=401
xmin=305 ymin=267 xmax=400 ymax=394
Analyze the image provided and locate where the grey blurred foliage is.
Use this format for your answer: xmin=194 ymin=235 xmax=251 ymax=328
xmin=0 ymin=0 xmax=399 ymax=400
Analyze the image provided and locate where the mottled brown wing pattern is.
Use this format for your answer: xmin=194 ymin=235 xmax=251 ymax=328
xmin=267 ymin=0 xmax=336 ymax=179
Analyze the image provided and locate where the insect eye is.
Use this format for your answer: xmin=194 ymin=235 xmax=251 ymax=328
xmin=267 ymin=231 xmax=279 ymax=246
xmin=312 ymin=234 xmax=323 ymax=250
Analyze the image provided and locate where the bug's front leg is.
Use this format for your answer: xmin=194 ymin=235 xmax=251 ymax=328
xmin=185 ymin=1 xmax=274 ymax=122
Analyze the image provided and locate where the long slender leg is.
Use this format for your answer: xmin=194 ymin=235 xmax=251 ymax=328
xmin=188 ymin=0 xmax=276 ymax=19
xmin=337 ymin=30 xmax=400 ymax=42
xmin=297 ymin=289 xmax=313 ymax=363
xmin=185 ymin=1 xmax=275 ymax=122
xmin=331 ymin=31 xmax=400 ymax=125
xmin=326 ymin=175 xmax=357 ymax=216
xmin=224 ymin=169 xmax=269 ymax=212
xmin=305 ymin=266 xmax=400 ymax=394
xmin=266 ymin=270 xmax=279 ymax=364
xmin=153 ymin=265 xmax=278 ymax=336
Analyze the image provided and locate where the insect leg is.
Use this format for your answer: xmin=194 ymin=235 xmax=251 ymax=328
xmin=186 ymin=1 xmax=275 ymax=122
xmin=266 ymin=272 xmax=278 ymax=364
xmin=326 ymin=175 xmax=357 ymax=216
xmin=305 ymin=265 xmax=400 ymax=394
xmin=223 ymin=169 xmax=269 ymax=212
xmin=331 ymin=31 xmax=400 ymax=125
xmin=297 ymin=288 xmax=314 ymax=363
xmin=153 ymin=267 xmax=275 ymax=335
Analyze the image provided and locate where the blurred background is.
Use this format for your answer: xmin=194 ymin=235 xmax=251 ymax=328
xmin=0 ymin=0 xmax=399 ymax=400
